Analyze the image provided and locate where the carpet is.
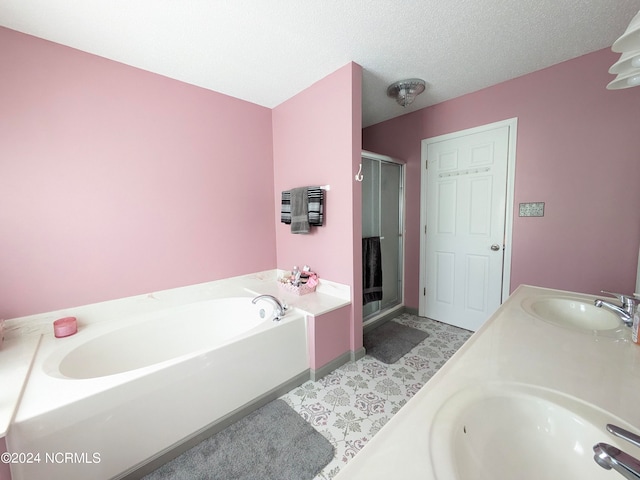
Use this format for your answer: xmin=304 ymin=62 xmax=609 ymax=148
xmin=363 ymin=321 xmax=429 ymax=364
xmin=143 ymin=400 xmax=334 ymax=480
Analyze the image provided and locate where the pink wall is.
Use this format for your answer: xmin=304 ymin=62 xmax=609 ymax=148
xmin=364 ymin=48 xmax=640 ymax=308
xmin=306 ymin=306 xmax=351 ymax=370
xmin=273 ymin=62 xmax=363 ymax=353
xmin=0 ymin=28 xmax=276 ymax=318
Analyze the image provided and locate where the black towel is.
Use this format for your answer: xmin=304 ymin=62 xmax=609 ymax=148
xmin=363 ymin=237 xmax=383 ymax=305
xmin=307 ymin=187 xmax=324 ymax=226
xmin=281 ymin=190 xmax=291 ymax=223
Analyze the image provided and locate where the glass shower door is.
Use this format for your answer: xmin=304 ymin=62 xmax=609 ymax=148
xmin=362 ymin=155 xmax=403 ymax=320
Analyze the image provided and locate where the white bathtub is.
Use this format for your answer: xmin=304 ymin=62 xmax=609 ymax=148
xmin=8 ymin=296 xmax=309 ymax=480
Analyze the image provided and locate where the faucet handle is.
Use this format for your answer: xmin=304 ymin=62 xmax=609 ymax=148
xmin=601 ymin=291 xmax=636 ymax=308
xmin=607 ymin=424 xmax=640 ymax=449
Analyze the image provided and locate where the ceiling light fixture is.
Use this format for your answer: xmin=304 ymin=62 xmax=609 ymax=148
xmin=607 ymin=10 xmax=640 ymax=89
xmin=387 ymin=79 xmax=426 ymax=107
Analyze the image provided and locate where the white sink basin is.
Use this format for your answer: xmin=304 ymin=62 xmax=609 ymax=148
xmin=430 ymin=383 xmax=629 ymax=480
xmin=522 ymin=296 xmax=623 ymax=334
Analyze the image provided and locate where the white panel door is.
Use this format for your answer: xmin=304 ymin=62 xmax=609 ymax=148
xmin=423 ymin=124 xmax=510 ymax=331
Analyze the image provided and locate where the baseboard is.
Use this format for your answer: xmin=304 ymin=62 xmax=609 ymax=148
xmin=310 ymin=351 xmax=352 ymax=381
xmin=363 ymin=305 xmax=407 ymax=334
xmin=309 ymin=347 xmax=368 ymax=382
xmin=351 ymin=347 xmax=366 ymax=362
xmin=404 ymin=306 xmax=418 ymax=316
xmin=119 ymin=369 xmax=310 ymax=480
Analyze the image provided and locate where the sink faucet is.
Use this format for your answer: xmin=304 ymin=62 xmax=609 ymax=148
xmin=251 ymin=295 xmax=287 ymax=321
xmin=594 ymin=291 xmax=636 ymax=327
xmin=594 ymin=443 xmax=640 ymax=479
xmin=594 ymin=424 xmax=640 ymax=479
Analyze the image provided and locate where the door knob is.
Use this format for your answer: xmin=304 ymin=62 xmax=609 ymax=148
xmin=491 ymin=244 xmax=501 ymax=251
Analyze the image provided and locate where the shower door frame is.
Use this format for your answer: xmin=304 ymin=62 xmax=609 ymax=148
xmin=361 ymin=150 xmax=406 ymax=326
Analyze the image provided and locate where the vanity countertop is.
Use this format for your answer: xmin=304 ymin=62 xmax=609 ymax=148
xmin=335 ymin=284 xmax=640 ymax=479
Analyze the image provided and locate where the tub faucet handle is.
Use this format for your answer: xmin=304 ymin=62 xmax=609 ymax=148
xmin=251 ymin=294 xmax=287 ymax=321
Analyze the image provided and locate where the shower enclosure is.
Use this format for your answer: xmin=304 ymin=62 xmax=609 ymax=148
xmin=361 ymin=151 xmax=404 ymax=324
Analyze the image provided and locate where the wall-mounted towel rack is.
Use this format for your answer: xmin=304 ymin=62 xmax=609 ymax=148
xmin=280 ymin=186 xmax=325 ymax=229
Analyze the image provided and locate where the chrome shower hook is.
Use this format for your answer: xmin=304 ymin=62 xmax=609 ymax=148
xmin=355 ymin=164 xmax=364 ymax=182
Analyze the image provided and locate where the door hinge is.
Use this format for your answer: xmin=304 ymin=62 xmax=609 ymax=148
xmin=423 ymin=287 xmax=426 ymax=296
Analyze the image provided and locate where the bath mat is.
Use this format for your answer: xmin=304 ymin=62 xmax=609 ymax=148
xmin=143 ymin=399 xmax=334 ymax=480
xmin=363 ymin=321 xmax=429 ymax=364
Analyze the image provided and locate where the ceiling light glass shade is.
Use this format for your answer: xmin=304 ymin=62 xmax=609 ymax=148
xmin=612 ymin=10 xmax=640 ymax=53
xmin=608 ymin=49 xmax=640 ymax=74
xmin=608 ymin=10 xmax=640 ymax=89
xmin=606 ymin=69 xmax=640 ymax=89
xmin=387 ymin=79 xmax=426 ymax=107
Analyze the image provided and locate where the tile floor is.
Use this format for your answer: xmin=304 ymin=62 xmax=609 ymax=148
xmin=280 ymin=313 xmax=473 ymax=480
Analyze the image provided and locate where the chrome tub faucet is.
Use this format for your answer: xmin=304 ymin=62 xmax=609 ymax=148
xmin=252 ymin=294 xmax=288 ymax=321
xmin=594 ymin=291 xmax=637 ymax=327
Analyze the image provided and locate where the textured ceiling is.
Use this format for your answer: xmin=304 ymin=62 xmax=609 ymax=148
xmin=1 ymin=1 xmax=639 ymax=127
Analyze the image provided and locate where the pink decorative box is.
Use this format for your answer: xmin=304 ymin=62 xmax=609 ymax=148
xmin=278 ymin=272 xmax=319 ymax=295
xmin=278 ymin=281 xmax=317 ymax=296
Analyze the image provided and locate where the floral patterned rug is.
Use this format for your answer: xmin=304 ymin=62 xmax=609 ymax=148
xmin=280 ymin=313 xmax=472 ymax=480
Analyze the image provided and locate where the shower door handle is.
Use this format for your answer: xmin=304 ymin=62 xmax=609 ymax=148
xmin=490 ymin=244 xmax=501 ymax=251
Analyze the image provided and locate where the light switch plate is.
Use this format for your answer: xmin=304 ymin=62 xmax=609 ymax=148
xmin=519 ymin=202 xmax=545 ymax=217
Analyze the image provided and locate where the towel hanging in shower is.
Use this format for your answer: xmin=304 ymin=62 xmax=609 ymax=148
xmin=362 ymin=236 xmax=383 ymax=305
